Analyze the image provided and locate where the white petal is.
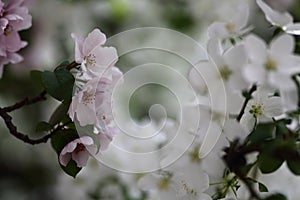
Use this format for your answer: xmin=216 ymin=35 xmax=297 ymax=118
xmin=240 ymin=113 xmax=256 ymax=133
xmin=207 ymin=38 xmax=224 ymax=67
xmin=244 ymin=34 xmax=267 ymax=63
xmin=198 ymin=193 xmax=212 ymax=200
xmin=285 ymin=23 xmax=300 ymax=35
xmin=224 ymin=44 xmax=246 ymax=70
xmin=223 ymin=119 xmax=248 ymax=141
xmin=270 ymin=34 xmax=294 ymax=55
xmin=199 ymin=122 xmax=222 ymax=158
xmin=280 ymin=88 xmax=298 ymax=112
xmin=242 ymin=63 xmax=266 ymax=85
xmin=264 ymin=96 xmax=283 ymax=117
xmin=207 ymin=22 xmax=228 ymax=39
xmin=231 ymin=3 xmax=249 ymax=30
xmin=256 ymin=0 xmax=293 ymax=27
xmin=71 ymin=33 xmax=84 ymax=63
xmin=269 ymin=72 xmax=295 ymax=90
xmin=137 ymin=174 xmax=157 ymax=190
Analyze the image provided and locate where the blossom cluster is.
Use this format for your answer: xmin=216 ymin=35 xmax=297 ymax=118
xmin=0 ymin=0 xmax=31 ymax=77
xmin=59 ymin=29 xmax=123 ymax=168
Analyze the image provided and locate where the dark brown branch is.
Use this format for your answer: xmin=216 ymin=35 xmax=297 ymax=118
xmin=237 ymin=85 xmax=257 ymax=122
xmin=2 ymin=90 xmax=47 ymax=112
xmin=0 ymin=107 xmax=69 ymax=145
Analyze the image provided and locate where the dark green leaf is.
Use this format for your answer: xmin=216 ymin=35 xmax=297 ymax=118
xmin=49 ymin=103 xmax=69 ymax=126
xmin=41 ymin=67 xmax=74 ymax=103
xmin=258 ymin=182 xmax=268 ymax=192
xmin=36 ymin=121 xmax=53 ymax=132
xmin=287 ymin=155 xmax=300 ymax=175
xmin=258 ymin=152 xmax=284 ymax=174
xmin=264 ymin=193 xmax=287 ymax=200
xmin=248 ymin=123 xmax=275 ymax=144
xmin=50 ymin=129 xmax=81 ymax=177
xmin=50 ymin=129 xmax=78 ymax=154
xmin=30 ymin=70 xmax=43 ymax=90
xmin=61 ymin=159 xmax=81 ymax=178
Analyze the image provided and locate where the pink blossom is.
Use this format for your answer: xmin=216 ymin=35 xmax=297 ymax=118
xmin=0 ymin=0 xmax=32 ymax=77
xmin=71 ymin=28 xmax=118 ymax=77
xmin=59 ymin=136 xmax=95 ymax=168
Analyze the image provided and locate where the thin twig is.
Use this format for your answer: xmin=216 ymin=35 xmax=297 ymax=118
xmin=2 ymin=90 xmax=47 ymax=112
xmin=237 ymin=85 xmax=257 ymax=122
xmin=0 ymin=108 xmax=69 ymax=145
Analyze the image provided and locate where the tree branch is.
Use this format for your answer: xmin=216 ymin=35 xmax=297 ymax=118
xmin=0 ymin=107 xmax=69 ymax=145
xmin=2 ymin=90 xmax=47 ymax=112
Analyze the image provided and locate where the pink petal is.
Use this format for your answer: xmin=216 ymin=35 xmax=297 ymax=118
xmin=72 ymin=150 xmax=90 ymax=167
xmin=93 ymin=46 xmax=118 ymax=69
xmin=7 ymin=52 xmax=23 ymax=64
xmin=82 ymin=29 xmax=106 ymax=56
xmin=71 ymin=33 xmax=84 ymax=63
xmin=76 ymin=136 xmax=94 ymax=146
xmin=61 ymin=141 xmax=77 ymax=155
xmin=59 ymin=153 xmax=71 ymax=167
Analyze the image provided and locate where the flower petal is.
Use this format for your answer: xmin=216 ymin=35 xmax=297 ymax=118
xmin=83 ymin=29 xmax=106 ymax=56
xmin=270 ymin=34 xmax=294 ymax=55
xmin=59 ymin=153 xmax=71 ymax=167
xmin=285 ymin=23 xmax=300 ymax=35
xmin=256 ymin=0 xmax=293 ymax=27
xmin=244 ymin=34 xmax=267 ymax=63
xmin=264 ymin=96 xmax=283 ymax=117
xmin=71 ymin=33 xmax=84 ymax=63
xmin=72 ymin=149 xmax=90 ymax=167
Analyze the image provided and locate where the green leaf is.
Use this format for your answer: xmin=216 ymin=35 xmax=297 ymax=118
xmin=248 ymin=123 xmax=275 ymax=144
xmin=286 ymin=155 xmax=300 ymax=175
xmin=258 ymin=182 xmax=268 ymax=192
xmin=264 ymin=193 xmax=287 ymax=200
xmin=61 ymin=159 xmax=81 ymax=178
xmin=41 ymin=66 xmax=74 ymax=103
xmin=50 ymin=129 xmax=78 ymax=154
xmin=30 ymin=70 xmax=44 ymax=90
xmin=49 ymin=103 xmax=69 ymax=126
xmin=50 ymin=129 xmax=81 ymax=177
xmin=36 ymin=121 xmax=53 ymax=132
xmin=258 ymin=152 xmax=284 ymax=174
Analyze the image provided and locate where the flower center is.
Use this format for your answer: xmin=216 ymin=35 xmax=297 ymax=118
xmin=219 ymin=65 xmax=232 ymax=81
xmin=264 ymin=57 xmax=277 ymax=71
xmin=156 ymin=172 xmax=172 ymax=191
xmin=74 ymin=143 xmax=86 ymax=154
xmin=181 ymin=180 xmax=198 ymax=196
xmin=84 ymin=54 xmax=96 ymax=66
xmin=189 ymin=145 xmax=201 ymax=163
xmin=82 ymin=91 xmax=95 ymax=105
xmin=4 ymin=25 xmax=12 ymax=36
xmin=249 ymin=104 xmax=264 ymax=118
xmin=225 ymin=23 xmax=235 ymax=33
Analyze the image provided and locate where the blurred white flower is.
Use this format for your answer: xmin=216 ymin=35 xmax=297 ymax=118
xmin=243 ymin=34 xmax=300 ymax=90
xmin=207 ymin=3 xmax=250 ymax=39
xmin=256 ymin=0 xmax=300 ymax=35
xmin=241 ymin=87 xmax=283 ymax=132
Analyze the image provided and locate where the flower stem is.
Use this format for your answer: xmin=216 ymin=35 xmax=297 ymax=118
xmin=237 ymin=85 xmax=257 ymax=122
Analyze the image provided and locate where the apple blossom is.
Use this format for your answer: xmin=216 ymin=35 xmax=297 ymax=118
xmin=59 ymin=136 xmax=95 ymax=168
xmin=240 ymin=87 xmax=283 ymax=132
xmin=71 ymin=28 xmax=118 ymax=78
xmin=0 ymin=0 xmax=32 ymax=77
